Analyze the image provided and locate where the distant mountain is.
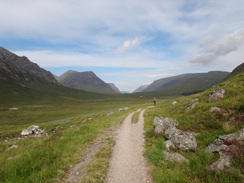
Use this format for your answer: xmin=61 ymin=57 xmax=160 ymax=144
xmin=133 ymin=84 xmax=149 ymax=93
xmin=56 ymin=70 xmax=117 ymax=94
xmin=129 ymin=71 xmax=230 ymax=97
xmin=120 ymin=91 xmax=130 ymax=94
xmin=0 ymin=47 xmax=109 ymax=103
xmin=0 ymin=47 xmax=58 ymax=85
xmin=108 ymin=83 xmax=120 ymax=93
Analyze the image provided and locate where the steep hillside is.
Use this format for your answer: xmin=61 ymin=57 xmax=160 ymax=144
xmin=0 ymin=47 xmax=106 ymax=103
xmin=108 ymin=83 xmax=120 ymax=93
xmin=144 ymin=71 xmax=244 ymax=183
xmin=226 ymin=62 xmax=244 ymax=79
xmin=133 ymin=84 xmax=149 ymax=93
xmin=0 ymin=47 xmax=58 ymax=84
xmin=143 ymin=71 xmax=230 ymax=92
xmin=57 ymin=70 xmax=117 ymax=94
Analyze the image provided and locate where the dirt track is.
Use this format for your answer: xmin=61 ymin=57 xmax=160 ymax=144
xmin=106 ymin=109 xmax=152 ymax=183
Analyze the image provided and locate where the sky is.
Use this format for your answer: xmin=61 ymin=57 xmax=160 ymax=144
xmin=0 ymin=0 xmax=244 ymax=92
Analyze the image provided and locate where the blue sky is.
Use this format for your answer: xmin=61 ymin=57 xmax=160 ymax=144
xmin=0 ymin=0 xmax=244 ymax=92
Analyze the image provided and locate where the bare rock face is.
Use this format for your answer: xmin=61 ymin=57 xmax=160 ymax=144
xmin=163 ymin=150 xmax=189 ymax=163
xmin=165 ymin=127 xmax=197 ymax=152
xmin=208 ymin=89 xmax=225 ymax=102
xmin=153 ymin=117 xmax=178 ymax=134
xmin=185 ymin=98 xmax=199 ymax=111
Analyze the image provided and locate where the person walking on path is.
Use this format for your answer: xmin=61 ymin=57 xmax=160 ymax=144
xmin=153 ymin=97 xmax=157 ymax=106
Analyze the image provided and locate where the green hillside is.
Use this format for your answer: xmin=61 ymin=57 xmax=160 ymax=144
xmin=144 ymin=72 xmax=244 ymax=182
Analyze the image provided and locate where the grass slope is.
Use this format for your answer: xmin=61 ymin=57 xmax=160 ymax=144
xmin=144 ymin=72 xmax=244 ymax=183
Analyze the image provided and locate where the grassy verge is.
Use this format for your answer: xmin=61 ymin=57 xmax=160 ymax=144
xmin=0 ymin=108 xmax=135 ymax=182
xmin=80 ymin=137 xmax=115 ymax=183
xmin=144 ymin=73 xmax=244 ymax=183
xmin=131 ymin=109 xmax=141 ymax=123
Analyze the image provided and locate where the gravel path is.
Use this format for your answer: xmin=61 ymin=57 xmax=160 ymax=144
xmin=106 ymin=109 xmax=152 ymax=183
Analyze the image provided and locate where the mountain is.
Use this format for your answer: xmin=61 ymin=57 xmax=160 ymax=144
xmin=0 ymin=47 xmax=58 ymax=85
xmin=56 ymin=70 xmax=117 ymax=94
xmin=108 ymin=83 xmax=120 ymax=93
xmin=133 ymin=84 xmax=149 ymax=93
xmin=0 ymin=47 xmax=106 ymax=103
xmin=142 ymin=71 xmax=230 ymax=94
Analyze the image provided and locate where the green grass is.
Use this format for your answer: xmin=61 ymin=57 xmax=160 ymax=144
xmin=131 ymin=109 xmax=141 ymax=123
xmin=0 ymin=109 xmax=133 ymax=182
xmin=144 ymin=73 xmax=244 ymax=183
xmin=0 ymin=97 xmax=149 ymax=139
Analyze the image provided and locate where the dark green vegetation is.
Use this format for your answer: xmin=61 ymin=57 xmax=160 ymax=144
xmin=144 ymin=72 xmax=244 ymax=183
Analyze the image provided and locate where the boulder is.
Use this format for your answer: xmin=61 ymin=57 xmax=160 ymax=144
xmin=163 ymin=150 xmax=189 ymax=163
xmin=209 ymin=107 xmax=221 ymax=113
xmin=172 ymin=101 xmax=178 ymax=106
xmin=208 ymin=89 xmax=225 ymax=102
xmin=185 ymin=98 xmax=199 ymax=111
xmin=119 ymin=107 xmax=129 ymax=112
xmin=165 ymin=127 xmax=197 ymax=152
xmin=153 ymin=117 xmax=178 ymax=134
xmin=21 ymin=125 xmax=44 ymax=136
xmin=210 ymin=152 xmax=231 ymax=171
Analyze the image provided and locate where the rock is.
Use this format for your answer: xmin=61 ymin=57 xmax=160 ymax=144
xmin=6 ymin=144 xmax=18 ymax=151
xmin=119 ymin=107 xmax=129 ymax=112
xmin=163 ymin=150 xmax=189 ymax=163
xmin=205 ymin=144 xmax=228 ymax=153
xmin=209 ymin=107 xmax=221 ymax=113
xmin=185 ymin=98 xmax=199 ymax=111
xmin=218 ymin=128 xmax=244 ymax=142
xmin=153 ymin=117 xmax=178 ymax=134
xmin=165 ymin=127 xmax=197 ymax=152
xmin=172 ymin=101 xmax=178 ymax=106
xmin=164 ymin=140 xmax=176 ymax=150
xmin=21 ymin=125 xmax=44 ymax=136
xmin=206 ymin=129 xmax=244 ymax=153
xmin=107 ymin=111 xmax=113 ymax=116
xmin=208 ymin=89 xmax=225 ymax=102
xmin=210 ymin=152 xmax=231 ymax=171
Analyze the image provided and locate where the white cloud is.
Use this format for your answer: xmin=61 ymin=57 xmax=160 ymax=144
xmin=190 ymin=29 xmax=244 ymax=65
xmin=119 ymin=37 xmax=144 ymax=53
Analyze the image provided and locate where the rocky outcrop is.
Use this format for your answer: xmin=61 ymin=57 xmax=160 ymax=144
xmin=205 ymin=129 xmax=244 ymax=171
xmin=163 ymin=150 xmax=189 ymax=163
xmin=209 ymin=152 xmax=231 ymax=171
xmin=153 ymin=117 xmax=178 ymax=134
xmin=154 ymin=116 xmax=197 ymax=163
xmin=208 ymin=89 xmax=225 ymax=102
xmin=165 ymin=127 xmax=197 ymax=152
xmin=21 ymin=125 xmax=45 ymax=137
xmin=185 ymin=98 xmax=199 ymax=111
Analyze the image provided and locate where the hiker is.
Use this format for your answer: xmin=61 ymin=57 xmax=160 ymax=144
xmin=153 ymin=97 xmax=157 ymax=106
